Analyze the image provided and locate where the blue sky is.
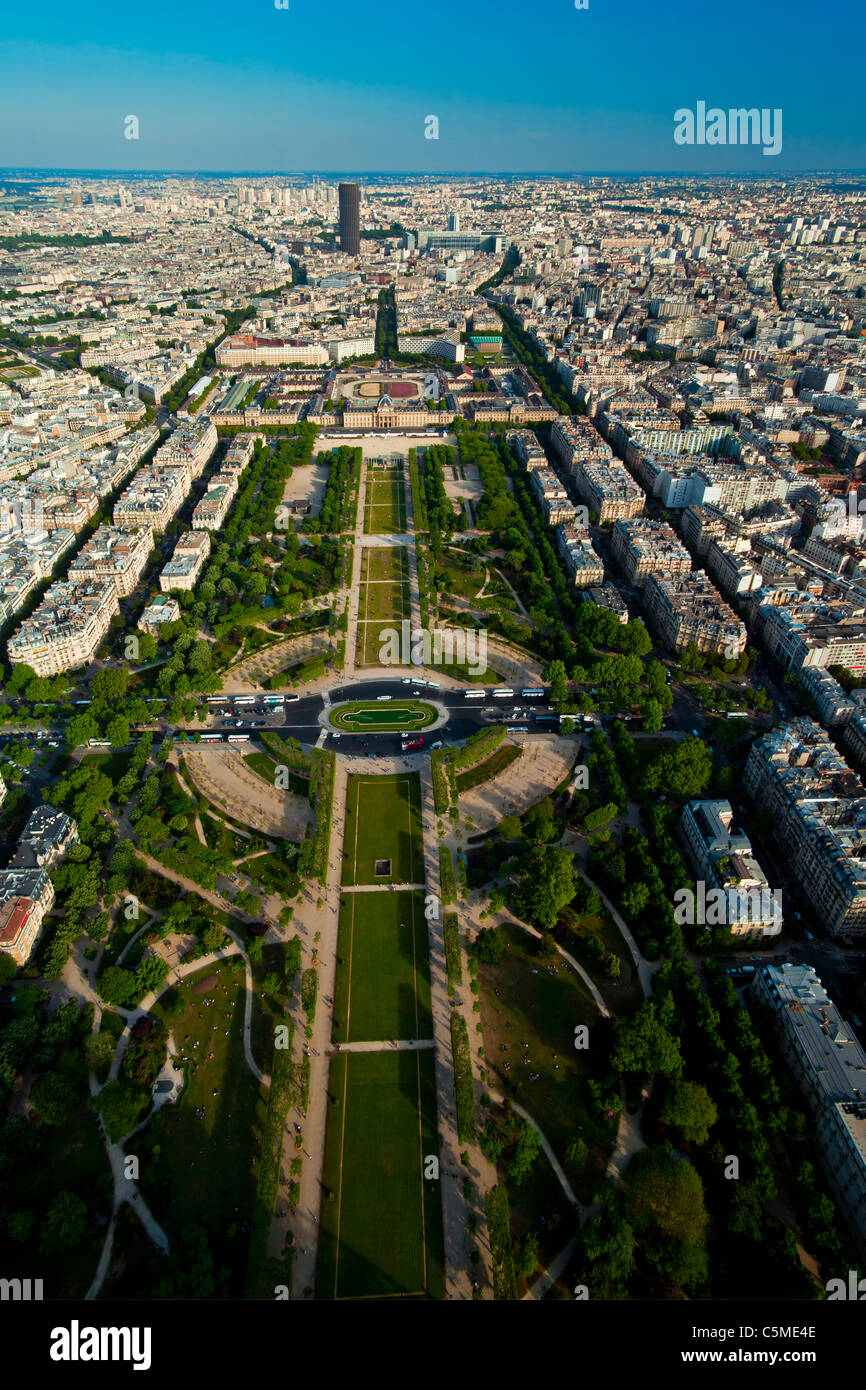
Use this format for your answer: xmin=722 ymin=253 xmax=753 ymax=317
xmin=1 ymin=0 xmax=864 ymax=172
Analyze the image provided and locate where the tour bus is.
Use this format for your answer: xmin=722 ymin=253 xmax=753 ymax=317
xmin=507 ymin=725 xmax=529 ymax=734
xmin=283 ymin=693 xmax=300 ymax=703
xmin=201 ymin=733 xmax=222 ymax=742
xmin=227 ymin=733 xmax=250 ymax=743
xmin=534 ymin=714 xmax=557 ymax=724
xmin=75 ymin=699 xmax=91 ymax=706
xmin=87 ymin=738 xmax=110 ymax=747
xmin=727 ymin=711 xmax=748 ymax=719
xmin=426 ymin=680 xmax=441 ymax=690
xmin=233 ymin=696 xmax=255 ymax=706
xmin=464 ymin=690 xmax=485 ymax=700
xmin=264 ymin=695 xmax=284 ymax=705
xmin=207 ymin=696 xmax=224 ymax=705
xmin=522 ymin=688 xmax=545 ymax=698
xmin=493 ymin=688 xmax=514 ymax=699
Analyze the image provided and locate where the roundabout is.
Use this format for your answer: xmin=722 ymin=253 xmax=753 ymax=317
xmin=327 ymin=698 xmax=440 ymax=734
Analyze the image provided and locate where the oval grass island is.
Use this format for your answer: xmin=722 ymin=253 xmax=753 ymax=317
xmin=327 ymin=698 xmax=439 ymax=734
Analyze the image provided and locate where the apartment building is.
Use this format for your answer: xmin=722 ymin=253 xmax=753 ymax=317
xmin=507 ymin=428 xmax=547 ymax=472
xmin=751 ymin=964 xmax=866 ymax=1258
xmin=7 ymin=577 xmax=117 ymax=675
xmin=550 ymin=415 xmax=614 ymax=476
xmin=159 ymin=529 xmax=211 ymax=593
xmin=760 ymin=601 xmax=866 ymax=675
xmin=155 ymin=417 xmax=218 ymax=483
xmin=610 ymin=518 xmax=691 ymax=588
xmin=705 ymin=540 xmax=763 ymax=601
xmin=680 ymin=799 xmax=781 ymax=937
xmin=0 ymin=806 xmax=78 ymax=965
xmin=113 ymin=465 xmax=188 ymax=532
xmin=556 ymin=522 xmax=604 ymax=587
xmin=573 ymin=456 xmax=644 ymax=524
xmin=67 ymin=524 xmax=153 ymax=597
xmin=799 ymin=666 xmax=856 ymax=727
xmin=192 ymin=477 xmax=237 ymax=531
xmin=844 ymin=714 xmax=866 ymax=774
xmin=743 ymin=718 xmax=866 ymax=939
xmin=643 ymin=570 xmax=747 ymax=657
xmin=529 ymin=467 xmax=576 ymax=526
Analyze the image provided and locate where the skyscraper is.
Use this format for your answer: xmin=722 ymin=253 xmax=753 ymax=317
xmin=338 ymin=182 xmax=361 ymax=256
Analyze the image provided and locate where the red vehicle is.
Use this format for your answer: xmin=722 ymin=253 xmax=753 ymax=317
xmin=402 ymin=737 xmax=424 ymax=752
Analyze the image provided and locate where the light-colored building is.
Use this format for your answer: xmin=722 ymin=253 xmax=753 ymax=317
xmin=556 ymin=523 xmax=604 ymax=587
xmin=113 ymin=466 xmax=188 ymax=532
xmin=643 ymin=570 xmax=747 ymax=657
xmin=159 ymin=530 xmax=211 ymax=593
xmin=751 ymin=964 xmax=866 ymax=1259
xmin=799 ymin=666 xmax=856 ymax=727
xmin=743 ymin=718 xmax=866 ymax=939
xmin=216 ymin=335 xmax=329 ymax=368
xmin=0 ymin=806 xmax=78 ymax=965
xmin=611 ymin=518 xmax=691 ymax=588
xmin=138 ymin=593 xmax=181 ymax=635
xmin=67 ymin=524 xmax=153 ymax=598
xmin=7 ymin=578 xmax=118 ymax=675
xmin=681 ymin=799 xmax=781 ymax=937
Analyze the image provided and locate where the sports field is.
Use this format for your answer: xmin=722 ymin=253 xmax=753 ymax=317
xmin=317 ymin=1049 xmax=445 ymax=1299
xmin=333 ymin=890 xmax=431 ymax=1042
xmin=342 ymin=772 xmax=423 ymax=885
xmin=364 ymin=467 xmax=407 ymax=534
xmin=330 ymin=700 xmax=437 ymax=733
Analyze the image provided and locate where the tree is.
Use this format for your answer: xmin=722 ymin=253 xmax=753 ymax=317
xmin=624 ymin=1146 xmax=709 ymax=1289
xmin=514 ymin=847 xmax=575 ymax=931
xmin=543 ymin=658 xmax=568 ymax=705
xmin=93 ymin=1079 xmax=146 ymax=1142
xmin=474 ymin=927 xmax=505 ymax=964
xmin=516 ymin=1232 xmax=540 ymax=1279
xmin=39 ymin=1191 xmax=87 ymax=1255
xmin=7 ymin=1210 xmax=36 ymax=1242
xmin=91 ymin=668 xmax=129 ymax=702
xmin=505 ymin=1116 xmax=542 ymax=1184
xmin=612 ymin=1001 xmax=683 ymax=1079
xmin=106 ymin=715 xmax=130 ymax=748
xmin=660 ymin=1080 xmax=718 ymax=1145
xmin=29 ymin=1072 xmax=72 ymax=1126
xmin=498 ymin=815 xmax=522 ymax=841
xmin=642 ymin=698 xmax=663 ymax=734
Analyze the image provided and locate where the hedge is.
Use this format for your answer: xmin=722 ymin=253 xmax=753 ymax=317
xmin=443 ymin=912 xmax=463 ymax=994
xmin=451 ymin=1010 xmax=476 ymax=1143
xmin=486 ymin=1186 xmax=518 ymax=1300
xmin=439 ymin=846 xmax=457 ymax=905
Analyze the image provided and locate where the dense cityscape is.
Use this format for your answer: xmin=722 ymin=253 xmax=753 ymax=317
xmin=2 ymin=152 xmax=866 ymax=1352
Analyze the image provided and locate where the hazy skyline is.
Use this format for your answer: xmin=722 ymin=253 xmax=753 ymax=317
xmin=1 ymin=0 xmax=864 ymax=173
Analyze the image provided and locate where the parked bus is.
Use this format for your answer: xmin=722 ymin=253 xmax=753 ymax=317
xmin=76 ymin=699 xmax=91 ymax=706
xmin=727 ymin=711 xmax=749 ymax=719
xmin=87 ymin=738 xmax=110 ymax=747
xmin=522 ymin=689 xmax=545 ymax=698
xmin=284 ymin=692 xmax=300 ymax=703
xmin=493 ymin=688 xmax=514 ymax=699
xmin=507 ymin=725 xmax=529 ymax=734
xmin=464 ymin=690 xmax=485 ymax=700
xmin=264 ymin=695 xmax=284 ymax=705
xmin=534 ymin=714 xmax=557 ymax=723
xmin=201 ymin=733 xmax=222 ymax=742
xmin=227 ymin=733 xmax=250 ymax=743
xmin=233 ymin=696 xmax=255 ymax=706
xmin=207 ymin=697 xmax=224 ymax=705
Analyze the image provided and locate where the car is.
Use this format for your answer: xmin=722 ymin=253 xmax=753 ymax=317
xmin=429 ymin=740 xmax=444 ymax=749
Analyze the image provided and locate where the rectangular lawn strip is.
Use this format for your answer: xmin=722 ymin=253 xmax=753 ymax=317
xmin=476 ymin=923 xmax=615 ymax=1202
xmin=341 ymin=772 xmax=423 ymax=886
xmin=332 ymin=889 xmax=431 ymax=1044
xmin=317 ymin=1049 xmax=443 ymax=1299
xmin=361 ymin=580 xmax=408 ymax=623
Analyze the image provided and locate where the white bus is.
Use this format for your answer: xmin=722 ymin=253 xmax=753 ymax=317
xmin=201 ymin=733 xmax=223 ymax=742
xmin=522 ymin=688 xmax=545 ymax=698
xmin=87 ymin=738 xmax=110 ymax=747
xmin=493 ymin=688 xmax=514 ymax=699
xmin=284 ymin=693 xmax=300 ymax=703
xmin=507 ymin=725 xmax=529 ymax=734
xmin=264 ymin=695 xmax=284 ymax=705
xmin=233 ymin=696 xmax=255 ymax=706
xmin=464 ymin=690 xmax=485 ymax=700
xmin=227 ymin=733 xmax=250 ymax=743
xmin=207 ymin=697 xmax=224 ymax=705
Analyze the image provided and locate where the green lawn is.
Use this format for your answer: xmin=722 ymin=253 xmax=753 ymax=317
xmin=360 ymin=580 xmax=410 ymax=622
xmin=364 ymin=473 xmax=406 ymax=534
xmin=141 ymin=963 xmax=269 ymax=1290
xmin=361 ymin=547 xmax=409 ymax=583
xmin=477 ymin=924 xmax=616 ymax=1202
xmin=342 ymin=772 xmax=424 ymax=885
xmin=333 ymin=890 xmax=431 ymax=1043
xmin=317 ymin=1049 xmax=444 ymax=1299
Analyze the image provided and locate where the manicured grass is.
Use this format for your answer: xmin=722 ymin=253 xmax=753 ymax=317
xmin=360 ymin=579 xmax=410 ymax=622
xmin=342 ymin=772 xmax=424 ymax=885
xmin=476 ymin=924 xmax=615 ymax=1202
xmin=243 ymin=750 xmax=309 ymax=796
xmin=333 ymin=890 xmax=431 ymax=1043
xmin=364 ymin=472 xmax=407 ymax=534
xmin=317 ymin=1049 xmax=444 ymax=1299
xmin=361 ymin=547 xmax=409 ymax=583
xmin=330 ymin=700 xmax=437 ymax=732
xmin=455 ymin=743 xmax=521 ymax=794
